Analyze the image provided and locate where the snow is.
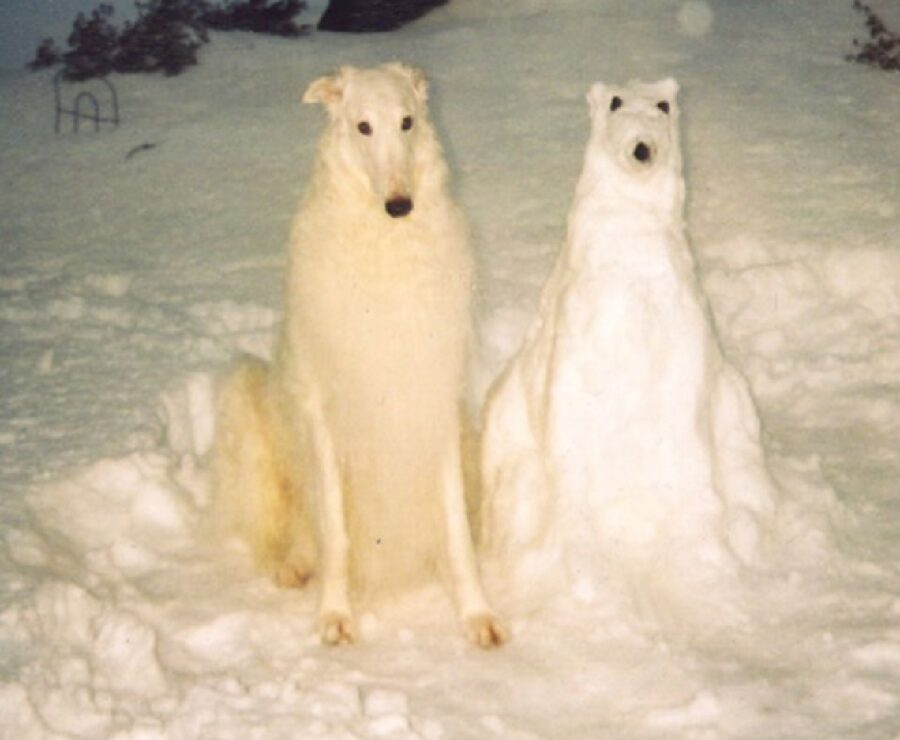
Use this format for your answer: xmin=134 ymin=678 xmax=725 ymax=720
xmin=1 ymin=0 xmax=900 ymax=737
xmin=677 ymin=2 xmax=714 ymax=39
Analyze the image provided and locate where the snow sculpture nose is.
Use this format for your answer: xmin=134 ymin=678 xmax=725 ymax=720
xmin=385 ymin=196 xmax=413 ymax=218
xmin=633 ymin=141 xmax=652 ymax=164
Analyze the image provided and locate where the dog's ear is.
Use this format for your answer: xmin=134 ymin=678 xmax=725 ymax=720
xmin=303 ymin=67 xmax=350 ymax=108
xmin=383 ymin=62 xmax=428 ymax=102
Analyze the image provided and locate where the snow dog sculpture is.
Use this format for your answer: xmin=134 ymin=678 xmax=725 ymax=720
xmin=214 ymin=64 xmax=505 ymax=647
xmin=481 ymin=79 xmax=777 ymax=604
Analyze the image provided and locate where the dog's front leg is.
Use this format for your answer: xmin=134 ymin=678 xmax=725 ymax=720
xmin=307 ymin=405 xmax=355 ymax=645
xmin=441 ymin=439 xmax=508 ymax=649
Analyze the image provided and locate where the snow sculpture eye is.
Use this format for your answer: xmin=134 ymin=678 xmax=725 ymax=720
xmin=657 ymin=101 xmax=670 ymax=114
xmin=401 ymin=115 xmax=414 ymax=131
xmin=610 ymin=96 xmax=623 ymax=112
xmin=358 ymin=121 xmax=373 ymax=135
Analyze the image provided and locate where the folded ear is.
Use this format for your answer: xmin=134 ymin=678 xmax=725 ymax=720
xmin=382 ymin=61 xmax=428 ymax=101
xmin=586 ymin=82 xmax=609 ymax=118
xmin=302 ymin=67 xmax=350 ymax=107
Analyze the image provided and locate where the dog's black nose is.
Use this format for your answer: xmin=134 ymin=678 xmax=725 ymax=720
xmin=385 ymin=197 xmax=413 ymax=218
xmin=633 ymin=141 xmax=652 ymax=163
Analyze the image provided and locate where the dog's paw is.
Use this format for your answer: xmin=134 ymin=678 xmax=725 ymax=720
xmin=320 ymin=611 xmax=356 ymax=646
xmin=463 ymin=612 xmax=509 ymax=649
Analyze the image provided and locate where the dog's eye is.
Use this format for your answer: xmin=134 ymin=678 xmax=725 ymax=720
xmin=357 ymin=121 xmax=373 ymax=136
xmin=610 ymin=96 xmax=623 ymax=112
xmin=401 ymin=115 xmax=414 ymax=131
xmin=657 ymin=101 xmax=670 ymax=114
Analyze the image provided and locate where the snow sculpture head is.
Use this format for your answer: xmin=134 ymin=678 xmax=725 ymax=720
xmin=581 ymin=78 xmax=684 ymax=217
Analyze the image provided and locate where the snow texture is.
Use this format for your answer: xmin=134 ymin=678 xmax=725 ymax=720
xmin=2 ymin=0 xmax=900 ymax=738
xmin=677 ymin=2 xmax=714 ymax=39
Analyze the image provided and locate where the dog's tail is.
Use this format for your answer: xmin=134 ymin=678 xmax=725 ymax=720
xmin=212 ymin=355 xmax=314 ymax=581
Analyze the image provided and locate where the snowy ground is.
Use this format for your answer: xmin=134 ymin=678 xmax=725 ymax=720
xmin=2 ymin=0 xmax=900 ymax=737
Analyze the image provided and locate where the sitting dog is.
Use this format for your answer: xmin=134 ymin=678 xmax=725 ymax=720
xmin=215 ymin=63 xmax=506 ymax=647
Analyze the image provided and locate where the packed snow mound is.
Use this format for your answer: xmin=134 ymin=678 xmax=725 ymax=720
xmin=481 ymin=79 xmax=779 ymax=612
xmin=0 ymin=375 xmax=442 ymax=738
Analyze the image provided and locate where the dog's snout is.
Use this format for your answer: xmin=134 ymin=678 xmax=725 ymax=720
xmin=633 ymin=141 xmax=653 ymax=163
xmin=385 ymin=196 xmax=413 ymax=218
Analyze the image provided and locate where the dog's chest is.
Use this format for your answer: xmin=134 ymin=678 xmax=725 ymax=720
xmin=287 ymin=215 xmax=471 ymax=384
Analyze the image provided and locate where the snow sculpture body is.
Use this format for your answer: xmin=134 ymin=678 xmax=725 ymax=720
xmin=481 ymin=79 xmax=776 ymax=601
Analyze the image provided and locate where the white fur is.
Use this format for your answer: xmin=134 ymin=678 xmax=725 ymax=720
xmin=481 ymin=79 xmax=777 ymax=605
xmin=215 ymin=64 xmax=505 ymax=648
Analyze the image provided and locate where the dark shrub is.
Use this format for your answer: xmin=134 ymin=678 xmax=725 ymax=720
xmin=63 ymin=4 xmax=120 ymax=80
xmin=203 ymin=0 xmax=311 ymax=37
xmin=114 ymin=0 xmax=209 ymax=76
xmin=28 ymin=38 xmax=64 ymax=71
xmin=29 ymin=0 xmax=311 ymax=79
xmin=848 ymin=0 xmax=900 ymax=72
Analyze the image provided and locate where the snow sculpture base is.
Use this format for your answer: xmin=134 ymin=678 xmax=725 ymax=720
xmin=481 ymin=79 xmax=777 ymax=607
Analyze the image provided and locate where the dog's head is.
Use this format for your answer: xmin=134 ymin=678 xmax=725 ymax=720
xmin=304 ymin=63 xmax=430 ymax=219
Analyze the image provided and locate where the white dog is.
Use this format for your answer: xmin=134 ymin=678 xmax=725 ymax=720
xmin=481 ymin=80 xmax=776 ymax=602
xmin=215 ymin=63 xmax=506 ymax=648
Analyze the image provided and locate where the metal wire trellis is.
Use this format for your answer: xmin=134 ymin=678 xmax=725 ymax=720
xmin=54 ymin=70 xmax=120 ymax=133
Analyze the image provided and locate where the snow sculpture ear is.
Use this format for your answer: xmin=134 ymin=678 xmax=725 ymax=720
xmin=383 ymin=61 xmax=428 ymax=101
xmin=659 ymin=77 xmax=679 ymax=96
xmin=303 ymin=67 xmax=351 ymax=108
xmin=654 ymin=77 xmax=679 ymax=109
xmin=586 ymin=82 xmax=608 ymax=118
